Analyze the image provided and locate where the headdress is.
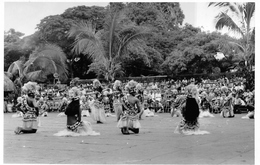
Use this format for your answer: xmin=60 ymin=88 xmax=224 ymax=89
xmin=93 ymin=79 xmax=101 ymax=88
xmin=69 ymin=87 xmax=81 ymax=99
xmin=185 ymin=84 xmax=198 ymax=96
xmin=136 ymin=83 xmax=143 ymax=91
xmin=125 ymin=80 xmax=137 ymax=95
xmin=22 ymin=81 xmax=38 ymax=96
xmin=201 ymin=91 xmax=207 ymax=97
xmin=17 ymin=97 xmax=23 ymax=103
xmin=113 ymin=80 xmax=122 ymax=90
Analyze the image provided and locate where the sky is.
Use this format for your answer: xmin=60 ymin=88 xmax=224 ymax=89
xmin=3 ymin=1 xmax=227 ymax=37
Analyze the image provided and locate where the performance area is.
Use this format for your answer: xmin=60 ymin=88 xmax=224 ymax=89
xmin=4 ymin=112 xmax=254 ymax=164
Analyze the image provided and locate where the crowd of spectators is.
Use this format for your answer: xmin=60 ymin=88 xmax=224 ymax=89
xmin=5 ymin=76 xmax=254 ymax=120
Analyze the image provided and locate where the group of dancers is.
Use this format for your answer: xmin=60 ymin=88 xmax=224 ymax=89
xmin=13 ymin=78 xmax=254 ymax=136
xmin=14 ymin=79 xmax=144 ymax=136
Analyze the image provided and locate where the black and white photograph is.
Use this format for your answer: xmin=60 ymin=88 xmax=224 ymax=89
xmin=3 ymin=0 xmax=256 ymax=164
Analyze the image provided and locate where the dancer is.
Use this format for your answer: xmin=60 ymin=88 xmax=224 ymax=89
xmin=80 ymin=95 xmax=90 ymax=117
xmin=199 ymin=91 xmax=214 ymax=118
xmin=103 ymin=90 xmax=112 ymax=116
xmin=89 ymin=79 xmax=106 ymax=124
xmin=220 ymin=93 xmax=235 ymax=118
xmin=54 ymin=87 xmax=100 ymax=136
xmin=174 ymin=84 xmax=209 ymax=135
xmin=12 ymin=96 xmax=24 ymax=118
xmin=117 ymin=80 xmax=141 ymax=135
xmin=171 ymin=94 xmax=186 ymax=117
xmin=136 ymin=83 xmax=144 ymax=119
xmin=113 ymin=80 xmax=124 ymax=121
xmin=242 ymin=91 xmax=254 ymax=119
xmin=14 ymin=82 xmax=39 ymax=134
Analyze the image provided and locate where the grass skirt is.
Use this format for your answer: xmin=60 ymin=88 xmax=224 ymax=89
xmin=142 ymin=109 xmax=156 ymax=117
xmin=171 ymin=108 xmax=182 ymax=117
xmin=82 ymin=110 xmax=90 ymax=117
xmin=54 ymin=121 xmax=100 ymax=137
xmin=22 ymin=118 xmax=38 ymax=130
xmin=242 ymin=111 xmax=254 ymax=119
xmin=117 ymin=115 xmax=141 ymax=129
xmin=12 ymin=111 xmax=23 ymax=118
xmin=199 ymin=110 xmax=214 ymax=118
xmin=57 ymin=112 xmax=66 ymax=117
xmin=220 ymin=106 xmax=234 ymax=118
xmin=89 ymin=102 xmax=106 ymax=123
xmin=174 ymin=118 xmax=209 ymax=135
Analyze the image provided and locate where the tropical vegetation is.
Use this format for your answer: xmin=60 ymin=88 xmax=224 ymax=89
xmin=4 ymin=2 xmax=255 ymax=90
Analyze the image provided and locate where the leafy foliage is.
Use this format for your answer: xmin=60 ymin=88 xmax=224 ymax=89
xmin=4 ymin=2 xmax=254 ymax=84
xmin=23 ymin=44 xmax=69 ymax=83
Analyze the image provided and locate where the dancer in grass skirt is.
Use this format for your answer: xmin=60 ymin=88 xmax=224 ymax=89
xmin=80 ymin=95 xmax=90 ymax=117
xmin=54 ymin=87 xmax=100 ymax=137
xmin=89 ymin=79 xmax=106 ymax=124
xmin=14 ymin=82 xmax=39 ymax=134
xmin=117 ymin=80 xmax=141 ymax=135
xmin=175 ymin=84 xmax=209 ymax=135
xmin=113 ymin=80 xmax=124 ymax=121
xmin=220 ymin=93 xmax=235 ymax=118
xmin=199 ymin=91 xmax=214 ymax=118
xmin=136 ymin=83 xmax=144 ymax=119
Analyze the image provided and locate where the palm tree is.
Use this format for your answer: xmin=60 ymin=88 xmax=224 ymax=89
xmin=68 ymin=11 xmax=152 ymax=82
xmin=7 ymin=59 xmax=24 ymax=81
xmin=23 ymin=44 xmax=69 ymax=83
xmin=208 ymin=2 xmax=255 ymax=72
xmin=7 ymin=44 xmax=69 ymax=85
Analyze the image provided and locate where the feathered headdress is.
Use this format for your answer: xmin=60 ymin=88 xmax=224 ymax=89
xmin=136 ymin=83 xmax=143 ymax=91
xmin=22 ymin=81 xmax=38 ymax=95
xmin=185 ymin=84 xmax=198 ymax=95
xmin=113 ymin=80 xmax=122 ymax=90
xmin=125 ymin=80 xmax=137 ymax=94
xmin=69 ymin=87 xmax=81 ymax=99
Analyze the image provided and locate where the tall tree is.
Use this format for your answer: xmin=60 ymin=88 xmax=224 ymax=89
xmin=23 ymin=44 xmax=69 ymax=83
xmin=208 ymin=2 xmax=255 ymax=72
xmin=68 ymin=11 xmax=152 ymax=82
xmin=4 ymin=29 xmax=31 ymax=71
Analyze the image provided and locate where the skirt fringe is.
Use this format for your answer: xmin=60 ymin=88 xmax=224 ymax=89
xmin=54 ymin=121 xmax=100 ymax=137
xmin=117 ymin=115 xmax=141 ymax=129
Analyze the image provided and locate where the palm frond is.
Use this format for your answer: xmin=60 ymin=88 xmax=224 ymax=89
xmin=68 ymin=21 xmax=105 ymax=59
xmin=72 ymin=38 xmax=104 ymax=60
xmin=118 ymin=32 xmax=151 ymax=58
xmin=7 ymin=60 xmax=24 ymax=77
xmin=208 ymin=2 xmax=231 ymax=7
xmin=25 ymin=70 xmax=47 ymax=82
xmin=68 ymin=21 xmax=95 ymax=38
xmin=23 ymin=56 xmax=58 ymax=76
xmin=228 ymin=41 xmax=246 ymax=54
xmin=244 ymin=3 xmax=255 ymax=32
xmin=4 ymin=74 xmax=16 ymax=92
xmin=215 ymin=12 xmax=244 ymax=37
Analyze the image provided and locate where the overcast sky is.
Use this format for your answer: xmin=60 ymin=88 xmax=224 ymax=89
xmin=3 ymin=1 xmax=224 ymax=37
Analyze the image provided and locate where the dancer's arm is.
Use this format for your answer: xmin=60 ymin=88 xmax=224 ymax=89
xmin=32 ymin=99 xmax=39 ymax=116
xmin=135 ymin=98 xmax=142 ymax=114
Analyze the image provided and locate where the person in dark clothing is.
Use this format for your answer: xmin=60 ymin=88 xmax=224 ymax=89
xmin=175 ymin=84 xmax=209 ymax=135
xmin=54 ymin=87 xmax=100 ymax=136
